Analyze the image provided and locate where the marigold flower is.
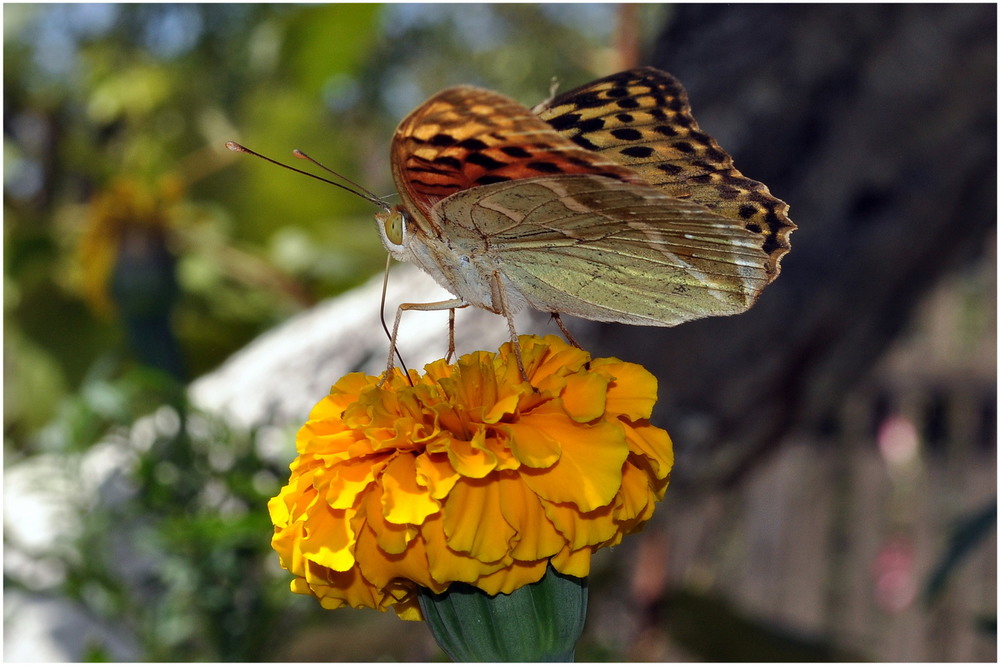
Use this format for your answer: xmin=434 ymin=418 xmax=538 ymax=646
xmin=268 ymin=334 xmax=673 ymax=620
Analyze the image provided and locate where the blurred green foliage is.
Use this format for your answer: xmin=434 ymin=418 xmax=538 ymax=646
xmin=4 ymin=4 xmax=664 ymax=660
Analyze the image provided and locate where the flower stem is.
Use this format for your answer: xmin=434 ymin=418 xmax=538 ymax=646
xmin=418 ymin=566 xmax=588 ymax=662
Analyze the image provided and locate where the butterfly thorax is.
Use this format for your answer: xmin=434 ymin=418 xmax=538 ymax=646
xmin=376 ymin=201 xmax=528 ymax=316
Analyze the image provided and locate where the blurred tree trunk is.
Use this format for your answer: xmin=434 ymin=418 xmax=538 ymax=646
xmin=584 ymin=4 xmax=996 ymax=488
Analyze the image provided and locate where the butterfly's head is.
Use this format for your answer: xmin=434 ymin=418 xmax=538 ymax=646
xmin=374 ymin=206 xmax=409 ymax=260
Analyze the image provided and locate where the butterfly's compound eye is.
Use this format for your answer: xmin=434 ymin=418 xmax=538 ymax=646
xmin=382 ymin=209 xmax=405 ymax=246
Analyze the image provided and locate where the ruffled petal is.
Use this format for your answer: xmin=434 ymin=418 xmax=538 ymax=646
xmin=592 ymin=358 xmax=658 ymax=421
xmin=443 ymin=477 xmax=516 ymax=563
xmin=497 ymin=413 xmax=563 ymax=469
xmin=622 ymin=421 xmax=675 ymax=481
xmin=519 ymin=418 xmax=628 ymax=511
xmin=498 ymin=475 xmax=565 ymax=561
xmin=381 ymin=454 xmax=440 ymax=525
xmin=421 ymin=513 xmax=508 ymax=586
xmin=560 ymin=371 xmax=609 ymax=423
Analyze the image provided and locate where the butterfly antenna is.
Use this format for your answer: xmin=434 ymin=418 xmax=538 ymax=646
xmin=292 ymin=149 xmax=385 ymax=208
xmin=380 ymin=254 xmax=412 ymax=385
xmin=226 ymin=141 xmax=385 ymax=208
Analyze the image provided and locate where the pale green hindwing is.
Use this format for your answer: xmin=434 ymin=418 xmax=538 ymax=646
xmin=430 ymin=174 xmax=771 ymax=326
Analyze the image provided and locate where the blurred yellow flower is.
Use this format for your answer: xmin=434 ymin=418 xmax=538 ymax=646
xmin=75 ymin=177 xmax=180 ymax=316
xmin=269 ymin=334 xmax=673 ymax=620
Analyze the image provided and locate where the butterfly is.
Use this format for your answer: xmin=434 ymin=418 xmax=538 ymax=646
xmin=374 ymin=67 xmax=795 ymax=378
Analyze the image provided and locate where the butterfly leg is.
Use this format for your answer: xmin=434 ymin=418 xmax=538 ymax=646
xmin=384 ymin=298 xmax=469 ymax=383
xmin=446 ymin=307 xmax=457 ymax=362
xmin=551 ymin=313 xmax=582 ymax=349
xmin=491 ymin=272 xmax=529 ymax=383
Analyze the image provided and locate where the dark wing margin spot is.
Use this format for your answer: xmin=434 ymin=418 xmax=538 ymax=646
xmin=571 ymin=135 xmax=600 ymax=151
xmin=576 ymin=117 xmax=606 ymax=133
xmin=428 ymin=133 xmax=458 ymax=146
xmin=457 ymin=137 xmax=489 ymax=151
xmin=620 ymin=145 xmax=655 ymax=158
xmin=465 ymin=152 xmax=508 ymax=170
xmin=500 ymin=145 xmax=533 ymax=158
xmin=545 ymin=112 xmax=582 ymax=130
xmin=610 ymin=128 xmax=643 ymax=141
xmin=432 ymin=156 xmax=462 ymax=170
xmin=475 ymin=174 xmax=513 ymax=185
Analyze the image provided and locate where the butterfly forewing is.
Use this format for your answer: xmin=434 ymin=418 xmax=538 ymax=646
xmin=390 ymin=86 xmax=644 ymax=222
xmin=535 ymin=67 xmax=794 ymax=283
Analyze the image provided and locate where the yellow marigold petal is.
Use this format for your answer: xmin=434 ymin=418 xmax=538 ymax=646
xmin=520 ymin=418 xmax=628 ymax=511
xmin=300 ymin=561 xmax=385 ymax=611
xmin=331 ymin=371 xmax=378 ymax=398
xmin=267 ymin=482 xmax=297 ymax=527
xmin=355 ymin=519 xmax=435 ymax=592
xmin=444 ymin=428 xmax=498 ymax=478
xmin=393 ymin=598 xmax=424 ymax=621
xmin=490 ymin=441 xmax=521 ymax=472
xmin=362 ymin=487 xmax=418 ymax=555
xmin=592 ymin=358 xmax=658 ymax=421
xmin=560 ymin=371 xmax=609 ymax=423
xmin=381 ymin=454 xmax=440 ymax=525
xmin=614 ymin=460 xmax=658 ymax=524
xmin=541 ymin=499 xmax=618 ymax=550
xmin=498 ymin=475 xmax=564 ymax=561
xmin=550 ymin=545 xmax=593 ymax=579
xmin=475 ymin=558 xmax=550 ymax=595
xmin=323 ymin=459 xmax=376 ymax=510
xmin=430 ymin=401 xmax=473 ymax=440
xmin=420 ymin=357 xmax=454 ymax=383
xmin=482 ymin=392 xmax=521 ymax=424
xmin=297 ymin=428 xmax=360 ymax=457
xmin=452 ymin=351 xmax=498 ymax=416
xmin=297 ymin=503 xmax=357 ymax=572
xmin=306 ymin=396 xmax=351 ymax=425
xmin=271 ymin=520 xmax=306 ymax=573
xmin=421 ymin=513 xmax=508 ymax=586
xmin=274 ymin=467 xmax=322 ymax=517
xmin=443 ymin=477 xmax=516 ymax=563
xmin=494 ymin=347 xmax=529 ymax=391
xmin=497 ymin=411 xmax=563 ymax=469
xmin=623 ymin=421 xmax=675 ymax=481
xmin=415 ymin=453 xmax=461 ymax=500
xmin=522 ymin=335 xmax=589 ymax=382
